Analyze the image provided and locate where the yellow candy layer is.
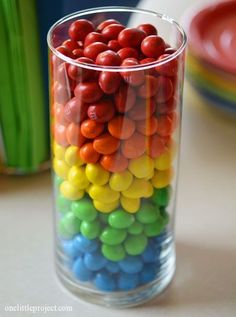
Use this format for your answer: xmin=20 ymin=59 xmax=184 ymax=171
xmin=109 ymin=170 xmax=133 ymax=191
xmin=151 ymin=168 xmax=173 ymax=188
xmin=93 ymin=199 xmax=119 ymax=213
xmin=128 ymin=154 xmax=154 ymax=178
xmin=85 ymin=163 xmax=110 ymax=186
xmin=60 ymin=181 xmax=85 ymax=200
xmin=120 ymin=195 xmax=140 ymax=213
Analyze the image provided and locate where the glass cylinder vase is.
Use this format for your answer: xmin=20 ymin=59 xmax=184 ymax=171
xmin=47 ymin=6 xmax=186 ymax=308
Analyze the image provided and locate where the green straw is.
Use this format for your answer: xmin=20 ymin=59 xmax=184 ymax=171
xmin=18 ymin=0 xmax=48 ymax=170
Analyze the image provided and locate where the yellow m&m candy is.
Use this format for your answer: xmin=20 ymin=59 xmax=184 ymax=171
xmin=68 ymin=166 xmax=90 ymax=189
xmin=145 ymin=169 xmax=155 ymax=180
xmin=53 ymin=158 xmax=69 ymax=179
xmin=154 ymin=150 xmax=173 ymax=171
xmin=151 ymin=168 xmax=173 ymax=188
xmin=93 ymin=200 xmax=119 ymax=213
xmin=88 ymin=184 xmax=120 ymax=203
xmin=128 ymin=154 xmax=154 ymax=179
xmin=60 ymin=181 xmax=84 ymax=200
xmin=64 ymin=146 xmax=84 ymax=166
xmin=109 ymin=170 xmax=133 ymax=192
xmin=85 ymin=163 xmax=110 ymax=186
xmin=53 ymin=142 xmax=66 ymax=160
xmin=120 ymin=195 xmax=140 ymax=213
xmin=122 ymin=178 xmax=153 ymax=199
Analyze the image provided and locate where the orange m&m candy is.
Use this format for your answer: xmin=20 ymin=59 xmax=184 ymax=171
xmin=121 ymin=132 xmax=146 ymax=159
xmin=100 ymin=152 xmax=128 ymax=172
xmin=147 ymin=134 xmax=166 ymax=158
xmin=136 ymin=116 xmax=158 ymax=136
xmin=66 ymin=123 xmax=86 ymax=147
xmin=80 ymin=143 xmax=100 ymax=163
xmin=108 ymin=116 xmax=135 ymax=139
xmin=80 ymin=119 xmax=105 ymax=139
xmin=156 ymin=114 xmax=175 ymax=137
xmin=54 ymin=123 xmax=69 ymax=147
xmin=93 ymin=133 xmax=120 ymax=155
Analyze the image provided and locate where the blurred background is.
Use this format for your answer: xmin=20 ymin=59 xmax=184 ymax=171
xmin=0 ymin=0 xmax=235 ymax=316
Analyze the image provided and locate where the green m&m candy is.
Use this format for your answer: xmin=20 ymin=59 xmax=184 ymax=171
xmin=80 ymin=220 xmax=101 ymax=239
xmin=124 ymin=234 xmax=148 ymax=255
xmin=100 ymin=227 xmax=127 ymax=246
xmin=136 ymin=203 xmax=159 ymax=224
xmin=102 ymin=244 xmax=126 ymax=261
xmin=56 ymin=194 xmax=71 ymax=214
xmin=160 ymin=208 xmax=170 ymax=226
xmin=72 ymin=199 xmax=97 ymax=222
xmin=58 ymin=212 xmax=81 ymax=238
xmin=99 ymin=213 xmax=109 ymax=224
xmin=152 ymin=187 xmax=171 ymax=207
xmin=55 ymin=175 xmax=63 ymax=187
xmin=144 ymin=219 xmax=164 ymax=237
xmin=108 ymin=209 xmax=135 ymax=229
xmin=128 ymin=221 xmax=143 ymax=235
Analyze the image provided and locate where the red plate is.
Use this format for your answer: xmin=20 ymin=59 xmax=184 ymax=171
xmin=185 ymin=0 xmax=236 ymax=74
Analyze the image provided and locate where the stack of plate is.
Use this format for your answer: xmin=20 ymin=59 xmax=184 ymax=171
xmin=183 ymin=0 xmax=236 ymax=114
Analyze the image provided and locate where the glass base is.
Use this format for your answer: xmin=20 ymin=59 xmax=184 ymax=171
xmin=55 ymin=242 xmax=175 ymax=308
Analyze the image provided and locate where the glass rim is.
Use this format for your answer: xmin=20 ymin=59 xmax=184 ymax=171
xmin=47 ymin=6 xmax=187 ymax=72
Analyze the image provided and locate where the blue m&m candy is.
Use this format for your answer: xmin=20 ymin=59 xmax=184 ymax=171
xmin=118 ymin=272 xmax=139 ymax=291
xmin=94 ymin=270 xmax=117 ymax=291
xmin=106 ymin=261 xmax=120 ymax=273
xmin=119 ymin=256 xmax=143 ymax=274
xmin=72 ymin=257 xmax=93 ymax=282
xmin=139 ymin=264 xmax=156 ymax=284
xmin=141 ymin=240 xmax=161 ymax=263
xmin=62 ymin=239 xmax=81 ymax=259
xmin=84 ymin=251 xmax=108 ymax=271
xmin=73 ymin=234 xmax=98 ymax=253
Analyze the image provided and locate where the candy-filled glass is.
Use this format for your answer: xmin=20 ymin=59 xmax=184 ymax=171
xmin=47 ymin=7 xmax=186 ymax=308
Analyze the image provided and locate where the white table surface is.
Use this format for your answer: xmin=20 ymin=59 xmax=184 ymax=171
xmin=1 ymin=0 xmax=236 ymax=316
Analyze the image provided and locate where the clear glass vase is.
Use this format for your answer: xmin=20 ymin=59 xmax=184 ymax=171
xmin=47 ymin=6 xmax=186 ymax=308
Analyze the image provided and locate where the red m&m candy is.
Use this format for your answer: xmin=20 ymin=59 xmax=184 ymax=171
xmin=120 ymin=58 xmax=145 ymax=86
xmin=107 ymin=40 xmax=122 ymax=52
xmin=155 ymin=54 xmax=178 ymax=77
xmin=101 ymin=24 xmax=125 ymax=40
xmin=68 ymin=19 xmax=94 ymax=41
xmin=98 ymin=71 xmax=122 ymax=94
xmin=117 ymin=47 xmax=139 ymax=60
xmin=84 ymin=42 xmax=108 ymax=60
xmin=96 ymin=50 xmax=121 ymax=66
xmin=141 ymin=35 xmax=165 ymax=58
xmin=154 ymin=76 xmax=173 ymax=103
xmin=84 ymin=32 xmax=107 ymax=47
xmin=74 ymin=81 xmax=103 ymax=103
xmin=114 ymin=83 xmax=136 ymax=113
xmin=67 ymin=57 xmax=96 ymax=81
xmin=137 ymin=24 xmax=157 ymax=36
xmin=87 ymin=98 xmax=115 ymax=122
xmin=64 ymin=97 xmax=88 ymax=123
xmin=97 ymin=19 xmax=121 ymax=32
xmin=128 ymin=97 xmax=156 ymax=120
xmin=138 ymin=75 xmax=158 ymax=98
xmin=118 ymin=28 xmax=146 ymax=48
